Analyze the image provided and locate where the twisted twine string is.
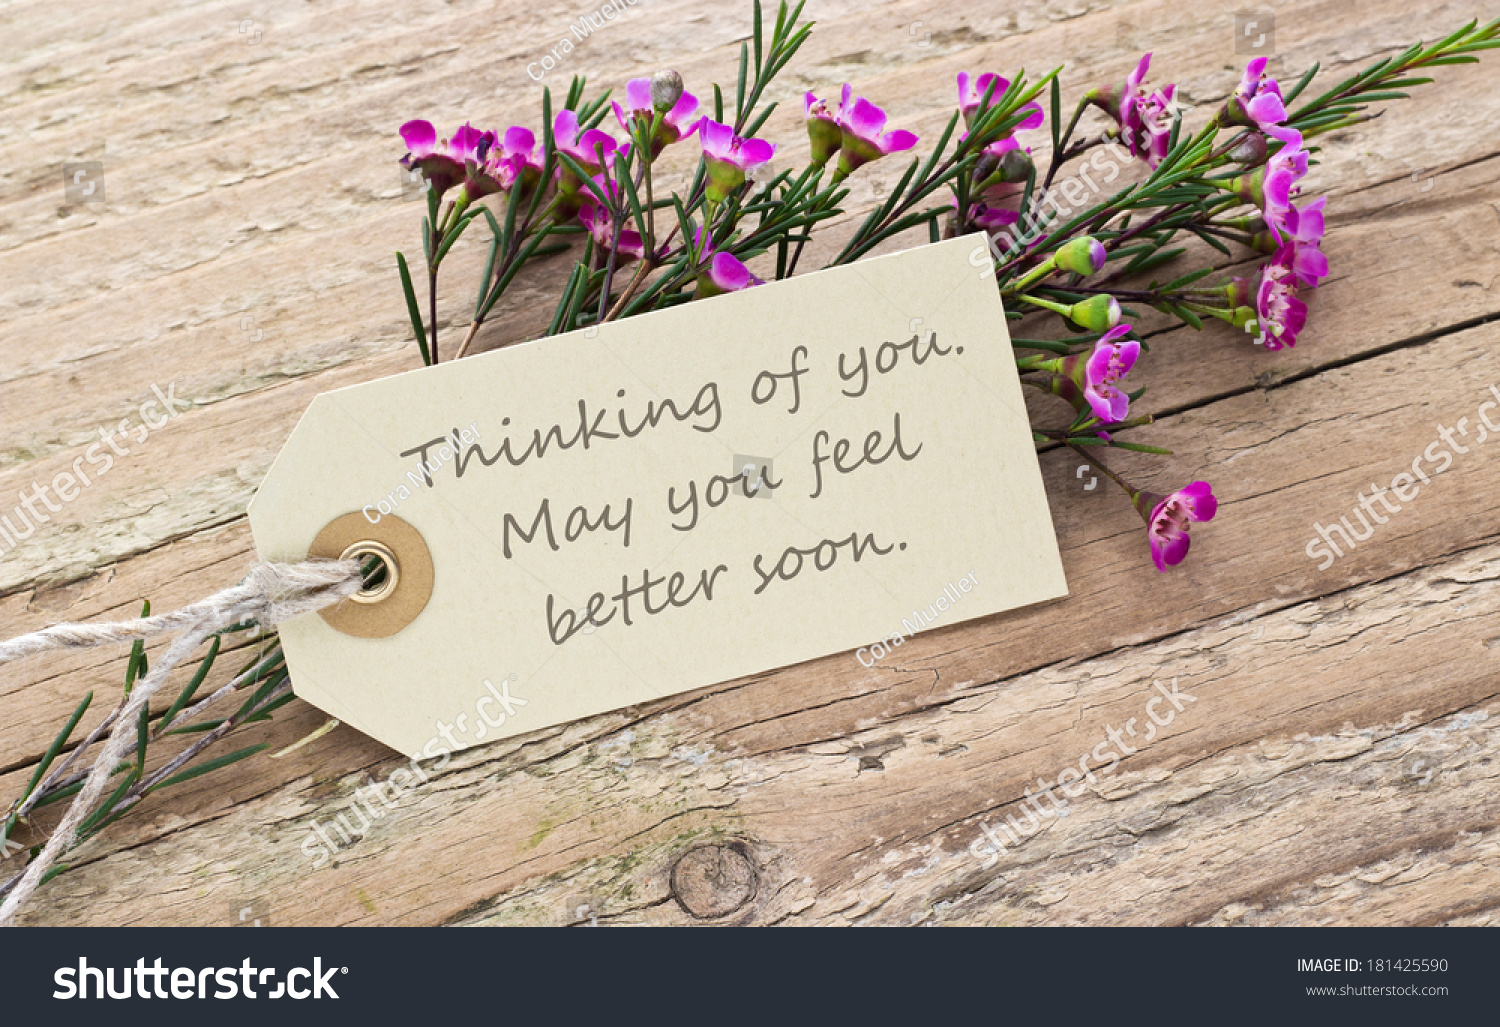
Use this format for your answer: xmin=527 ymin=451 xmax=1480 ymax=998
xmin=0 ymin=559 xmax=363 ymax=927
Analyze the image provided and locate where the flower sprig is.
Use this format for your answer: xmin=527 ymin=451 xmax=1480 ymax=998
xmin=0 ymin=606 xmax=300 ymax=899
xmin=392 ymin=5 xmax=1498 ymax=571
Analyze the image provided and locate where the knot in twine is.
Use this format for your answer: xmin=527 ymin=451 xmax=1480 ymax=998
xmin=0 ymin=559 xmax=363 ymax=926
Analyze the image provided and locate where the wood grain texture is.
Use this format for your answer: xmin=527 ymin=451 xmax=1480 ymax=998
xmin=2 ymin=0 xmax=1498 ymax=926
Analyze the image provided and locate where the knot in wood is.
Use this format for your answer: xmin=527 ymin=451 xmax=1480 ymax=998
xmin=670 ymin=842 xmax=757 ymax=919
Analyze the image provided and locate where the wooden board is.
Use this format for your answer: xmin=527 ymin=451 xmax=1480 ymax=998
xmin=2 ymin=0 xmax=1499 ymax=925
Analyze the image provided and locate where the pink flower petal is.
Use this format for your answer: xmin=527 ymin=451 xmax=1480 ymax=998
xmin=503 ymin=125 xmax=535 ymax=157
xmin=710 ymin=251 xmax=762 ymax=291
xmin=1014 ymin=102 xmax=1046 ymax=132
xmin=554 ymin=109 xmax=581 ymax=147
xmin=1128 ymin=53 xmax=1152 ymax=93
xmin=1240 ymin=56 xmax=1269 ymax=91
xmin=1264 ymin=167 xmax=1294 ymax=208
xmin=625 ymin=77 xmax=653 ymax=112
xmin=1246 ymin=92 xmax=1287 ymax=127
xmin=842 ymin=97 xmax=889 ymax=141
xmin=697 ymin=118 xmax=734 ymax=160
xmin=737 ymin=137 xmax=776 ymax=166
xmin=577 ymin=128 xmax=618 ymax=163
xmin=669 ymin=91 xmax=700 ymax=130
xmin=449 ymin=123 xmax=488 ymax=161
xmin=1155 ymin=531 xmax=1191 ymax=568
xmin=400 ymin=119 xmax=437 ymax=156
xmin=883 ymin=129 xmax=920 ymax=153
xmin=1179 ymin=481 xmax=1218 ymax=520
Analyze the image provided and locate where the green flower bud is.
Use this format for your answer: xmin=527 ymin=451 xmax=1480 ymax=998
xmin=1054 ymin=237 xmax=1108 ymax=276
xmin=973 ymin=148 xmax=1033 ymax=193
xmin=1228 ymin=132 xmax=1268 ymax=166
xmin=651 ymin=70 xmax=685 ymax=112
xmin=1066 ymin=293 xmax=1121 ymax=332
xmin=972 ymin=151 xmax=1001 ymax=185
xmin=999 ymin=148 xmax=1033 ymax=183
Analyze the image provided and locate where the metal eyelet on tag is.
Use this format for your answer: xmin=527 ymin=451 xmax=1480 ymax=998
xmin=340 ymin=540 xmax=401 ymax=604
xmin=308 ymin=513 xmax=433 ymax=638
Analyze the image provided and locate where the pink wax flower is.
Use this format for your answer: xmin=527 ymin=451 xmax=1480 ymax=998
xmin=552 ymin=109 xmax=624 ymax=222
xmin=1230 ymin=129 xmax=1308 ymax=246
xmin=400 ymin=120 xmax=493 ymax=198
xmin=1280 ymin=197 xmax=1328 ymax=287
xmin=1134 ymin=481 xmax=1218 ymax=571
xmin=1084 ymin=54 xmax=1180 ymax=166
xmin=691 ymin=227 xmax=763 ymax=296
xmin=1250 ymin=248 xmax=1308 ymax=350
xmin=696 ymin=118 xmax=776 ymax=206
xmin=1261 ymin=128 xmax=1308 ymax=239
xmin=464 ymin=125 xmax=543 ymax=201
xmin=1046 ymin=324 xmax=1138 ymax=423
xmin=1229 ymin=56 xmax=1287 ymax=132
xmin=1122 ymin=81 xmax=1178 ymax=166
xmin=804 ymin=90 xmax=844 ymax=166
xmin=554 ymin=109 xmax=622 ymax=179
xmin=838 ymin=95 xmax=918 ymax=175
xmin=693 ymin=230 xmax=764 ymax=298
xmin=578 ymin=191 xmax=645 ymax=262
xmin=957 ymin=72 xmax=1045 ymax=130
xmin=1090 ymin=55 xmax=1181 ymax=168
xmin=1081 ymin=324 xmax=1139 ymax=422
xmin=803 ymin=85 xmax=917 ymax=177
xmin=613 ymin=77 xmax=700 ymax=158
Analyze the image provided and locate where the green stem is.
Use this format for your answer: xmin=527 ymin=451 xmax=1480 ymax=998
xmin=1004 ymin=255 xmax=1060 ymax=295
xmin=1042 ymin=98 xmax=1094 ymax=191
xmin=1064 ymin=442 xmax=1136 ymax=497
xmin=1013 ymin=293 xmax=1071 ymax=318
xmin=428 ymin=268 xmax=440 ymax=364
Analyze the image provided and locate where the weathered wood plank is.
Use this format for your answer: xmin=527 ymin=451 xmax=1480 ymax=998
xmin=18 ymin=523 xmax=1500 ymax=926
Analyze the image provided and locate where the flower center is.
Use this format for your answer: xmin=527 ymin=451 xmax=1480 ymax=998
xmin=1151 ymin=501 xmax=1191 ymax=541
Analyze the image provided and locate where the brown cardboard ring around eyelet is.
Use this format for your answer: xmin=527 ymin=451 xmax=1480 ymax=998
xmin=308 ymin=512 xmax=433 ymax=638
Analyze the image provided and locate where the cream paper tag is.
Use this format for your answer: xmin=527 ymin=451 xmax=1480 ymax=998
xmin=248 ymin=235 xmax=1067 ymax=757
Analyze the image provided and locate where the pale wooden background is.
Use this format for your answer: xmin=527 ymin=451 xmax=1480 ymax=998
xmin=3 ymin=0 xmax=1500 ymax=925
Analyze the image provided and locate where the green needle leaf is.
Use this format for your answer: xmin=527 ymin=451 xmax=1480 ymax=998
xmin=156 ymin=636 xmax=220 ymax=737
xmin=150 ymin=745 xmax=269 ymax=792
xmin=10 ymin=691 xmax=92 ymax=828
xmin=397 ymin=252 xmax=432 ymax=365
